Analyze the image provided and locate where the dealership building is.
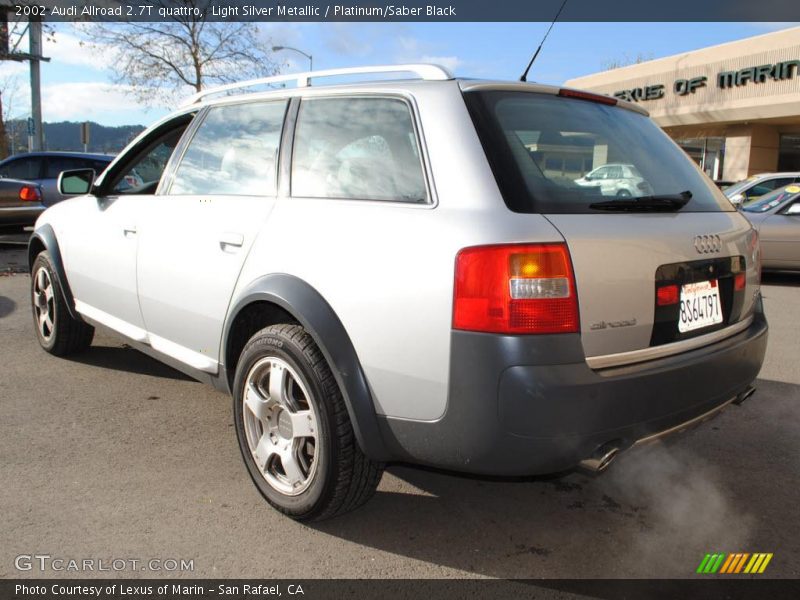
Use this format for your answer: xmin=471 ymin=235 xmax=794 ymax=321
xmin=564 ymin=27 xmax=800 ymax=182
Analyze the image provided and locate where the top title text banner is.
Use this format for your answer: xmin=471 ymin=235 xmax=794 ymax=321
xmin=4 ymin=0 xmax=800 ymax=22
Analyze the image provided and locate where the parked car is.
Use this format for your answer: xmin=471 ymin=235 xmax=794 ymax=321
xmin=742 ymin=184 xmax=800 ymax=271
xmin=0 ymin=178 xmax=45 ymax=229
xmin=724 ymin=172 xmax=800 ymax=206
xmin=0 ymin=151 xmax=113 ymax=207
xmin=574 ymin=163 xmax=652 ymax=197
xmin=28 ymin=65 xmax=767 ymax=521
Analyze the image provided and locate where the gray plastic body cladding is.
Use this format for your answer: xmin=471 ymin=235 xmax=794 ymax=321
xmin=222 ymin=273 xmax=390 ymax=461
xmin=28 ymin=224 xmax=81 ymax=321
xmin=377 ymin=304 xmax=768 ymax=476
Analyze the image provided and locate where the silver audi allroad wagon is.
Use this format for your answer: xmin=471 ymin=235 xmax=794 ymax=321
xmin=28 ymin=65 xmax=768 ymax=520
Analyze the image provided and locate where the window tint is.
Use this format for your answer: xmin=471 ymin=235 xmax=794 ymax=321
xmin=292 ymin=97 xmax=427 ymax=202
xmin=45 ymin=156 xmax=96 ymax=178
xmin=1 ymin=157 xmax=42 ymax=180
xmin=465 ymin=91 xmax=733 ymax=214
xmin=750 ymin=178 xmax=794 ymax=197
xmin=112 ymin=128 xmax=186 ymax=195
xmin=171 ymin=101 xmax=287 ymax=196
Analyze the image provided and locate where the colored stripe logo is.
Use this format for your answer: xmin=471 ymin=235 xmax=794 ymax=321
xmin=696 ymin=553 xmax=773 ymax=574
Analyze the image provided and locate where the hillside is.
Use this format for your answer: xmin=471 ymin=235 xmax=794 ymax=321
xmin=5 ymin=120 xmax=145 ymax=155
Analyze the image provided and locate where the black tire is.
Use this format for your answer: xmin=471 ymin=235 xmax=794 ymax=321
xmin=233 ymin=324 xmax=384 ymax=521
xmin=616 ymin=189 xmax=632 ymax=198
xmin=31 ymin=251 xmax=94 ymax=356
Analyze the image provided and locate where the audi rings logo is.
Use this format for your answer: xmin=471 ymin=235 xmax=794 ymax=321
xmin=694 ymin=234 xmax=722 ymax=254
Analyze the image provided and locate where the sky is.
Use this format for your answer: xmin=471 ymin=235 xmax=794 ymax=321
xmin=0 ymin=21 xmax=797 ymax=128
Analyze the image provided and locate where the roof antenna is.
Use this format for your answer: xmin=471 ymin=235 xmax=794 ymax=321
xmin=520 ymin=0 xmax=569 ymax=82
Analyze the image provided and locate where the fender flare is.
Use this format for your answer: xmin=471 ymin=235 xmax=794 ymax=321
xmin=28 ymin=224 xmax=81 ymax=321
xmin=222 ymin=274 xmax=391 ymax=462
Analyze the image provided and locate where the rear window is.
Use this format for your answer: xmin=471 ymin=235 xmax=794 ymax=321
xmin=464 ymin=91 xmax=733 ymax=214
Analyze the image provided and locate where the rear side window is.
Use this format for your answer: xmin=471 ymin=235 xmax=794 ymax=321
xmin=170 ymin=100 xmax=287 ymax=196
xmin=291 ymin=97 xmax=427 ymax=203
xmin=464 ymin=91 xmax=733 ymax=214
xmin=45 ymin=156 xmax=97 ymax=178
xmin=1 ymin=157 xmax=43 ymax=180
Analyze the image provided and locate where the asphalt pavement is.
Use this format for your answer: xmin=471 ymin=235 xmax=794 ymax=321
xmin=1 ymin=243 xmax=798 ymax=580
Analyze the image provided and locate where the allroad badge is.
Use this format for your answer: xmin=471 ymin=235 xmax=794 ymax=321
xmin=694 ymin=234 xmax=722 ymax=254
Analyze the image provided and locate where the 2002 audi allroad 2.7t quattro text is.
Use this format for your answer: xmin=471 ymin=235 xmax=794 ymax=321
xmin=29 ymin=65 xmax=767 ymax=520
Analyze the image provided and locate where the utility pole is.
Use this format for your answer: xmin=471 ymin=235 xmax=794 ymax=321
xmin=28 ymin=17 xmax=43 ymax=151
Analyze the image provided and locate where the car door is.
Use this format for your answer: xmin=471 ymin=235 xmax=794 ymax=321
xmin=759 ymin=195 xmax=800 ymax=267
xmin=58 ymin=114 xmax=196 ymax=342
xmin=134 ymin=99 xmax=287 ymax=373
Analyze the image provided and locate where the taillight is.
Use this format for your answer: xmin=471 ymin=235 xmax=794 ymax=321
xmin=19 ymin=185 xmax=41 ymax=202
xmin=749 ymin=229 xmax=761 ymax=284
xmin=657 ymin=284 xmax=679 ymax=306
xmin=453 ymin=243 xmax=579 ymax=334
xmin=734 ymin=272 xmax=746 ymax=291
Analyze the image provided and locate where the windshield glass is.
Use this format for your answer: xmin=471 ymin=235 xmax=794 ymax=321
xmin=741 ymin=186 xmax=800 ymax=213
xmin=723 ymin=178 xmax=755 ymax=198
xmin=464 ymin=91 xmax=734 ymax=214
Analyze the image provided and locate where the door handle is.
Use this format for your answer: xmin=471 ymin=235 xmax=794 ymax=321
xmin=219 ymin=232 xmax=244 ymax=249
xmin=123 ymin=225 xmax=137 ymax=237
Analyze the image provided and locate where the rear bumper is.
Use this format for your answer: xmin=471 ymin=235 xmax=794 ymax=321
xmin=378 ymin=297 xmax=768 ymax=475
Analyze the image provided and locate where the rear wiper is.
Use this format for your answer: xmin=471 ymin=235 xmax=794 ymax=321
xmin=589 ymin=190 xmax=692 ymax=212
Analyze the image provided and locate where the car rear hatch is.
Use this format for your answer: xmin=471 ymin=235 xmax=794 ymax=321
xmin=543 ymin=212 xmax=757 ymax=364
xmin=462 ymin=84 xmax=760 ymax=365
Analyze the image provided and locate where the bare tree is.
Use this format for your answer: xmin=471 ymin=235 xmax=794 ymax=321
xmin=601 ymin=52 xmax=654 ymax=71
xmin=80 ymin=1 xmax=280 ymax=106
xmin=0 ymin=74 xmax=24 ymax=158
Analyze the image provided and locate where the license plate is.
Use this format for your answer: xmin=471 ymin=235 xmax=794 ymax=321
xmin=679 ymin=280 xmax=723 ymax=333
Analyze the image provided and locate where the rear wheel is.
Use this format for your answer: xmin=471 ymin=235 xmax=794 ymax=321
xmin=233 ymin=324 xmax=383 ymax=520
xmin=616 ymin=189 xmax=632 ymax=198
xmin=31 ymin=251 xmax=94 ymax=356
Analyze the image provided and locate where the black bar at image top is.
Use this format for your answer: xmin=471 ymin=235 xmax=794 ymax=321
xmin=6 ymin=0 xmax=800 ymax=23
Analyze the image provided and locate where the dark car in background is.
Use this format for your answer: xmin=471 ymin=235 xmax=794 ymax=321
xmin=0 ymin=152 xmax=113 ymax=207
xmin=0 ymin=179 xmax=45 ymax=229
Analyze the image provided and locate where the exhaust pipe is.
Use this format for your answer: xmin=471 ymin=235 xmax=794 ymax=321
xmin=578 ymin=443 xmax=620 ymax=474
xmin=733 ymin=386 xmax=756 ymax=406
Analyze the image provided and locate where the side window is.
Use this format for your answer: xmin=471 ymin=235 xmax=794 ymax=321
xmin=45 ymin=156 xmax=89 ymax=178
xmin=292 ymin=97 xmax=428 ymax=203
xmin=607 ymin=165 xmax=623 ymax=179
xmin=1 ymin=157 xmax=43 ymax=180
xmin=170 ymin=100 xmax=287 ymax=196
xmin=92 ymin=160 xmax=110 ymax=174
xmin=109 ymin=122 xmax=192 ymax=195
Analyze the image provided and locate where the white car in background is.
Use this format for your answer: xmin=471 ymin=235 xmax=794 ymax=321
xmin=725 ymin=172 xmax=800 ymax=207
xmin=574 ymin=163 xmax=652 ymax=197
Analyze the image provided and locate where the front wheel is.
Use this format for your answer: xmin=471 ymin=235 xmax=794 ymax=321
xmin=31 ymin=251 xmax=94 ymax=356
xmin=233 ymin=324 xmax=383 ymax=520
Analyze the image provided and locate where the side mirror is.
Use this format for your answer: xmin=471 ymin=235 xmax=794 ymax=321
xmin=58 ymin=168 xmax=96 ymax=195
xmin=784 ymin=203 xmax=800 ymax=216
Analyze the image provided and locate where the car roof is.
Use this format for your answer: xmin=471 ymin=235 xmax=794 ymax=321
xmin=0 ymin=151 xmax=114 ymax=162
xmin=179 ymin=65 xmax=647 ymax=117
xmin=749 ymin=172 xmax=800 ymax=180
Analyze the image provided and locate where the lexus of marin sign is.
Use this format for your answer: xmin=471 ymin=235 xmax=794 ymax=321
xmin=613 ymin=58 xmax=800 ymax=102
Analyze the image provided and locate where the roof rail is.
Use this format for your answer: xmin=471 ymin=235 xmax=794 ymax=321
xmin=182 ymin=64 xmax=455 ymax=106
